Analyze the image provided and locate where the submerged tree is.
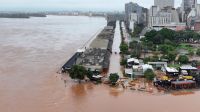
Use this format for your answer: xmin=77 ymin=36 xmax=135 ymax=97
xmin=144 ymin=69 xmax=155 ymax=81
xmin=69 ymin=65 xmax=87 ymax=83
xmin=86 ymin=69 xmax=93 ymax=81
xmin=109 ymin=73 xmax=119 ymax=85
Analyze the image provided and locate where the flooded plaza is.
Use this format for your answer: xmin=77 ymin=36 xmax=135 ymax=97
xmin=0 ymin=16 xmax=200 ymax=112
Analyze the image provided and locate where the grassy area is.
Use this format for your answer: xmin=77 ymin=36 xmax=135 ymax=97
xmin=177 ymin=44 xmax=195 ymax=52
xmin=168 ymin=64 xmax=181 ymax=69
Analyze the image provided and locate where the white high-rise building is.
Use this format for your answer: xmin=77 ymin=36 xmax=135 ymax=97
xmin=148 ymin=5 xmax=185 ymax=31
xmin=148 ymin=0 xmax=186 ymax=31
xmin=154 ymin=0 xmax=174 ymax=9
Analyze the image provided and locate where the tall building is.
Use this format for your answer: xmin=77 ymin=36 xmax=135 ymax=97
xmin=154 ymin=0 xmax=174 ymax=9
xmin=182 ymin=0 xmax=197 ymax=11
xmin=187 ymin=4 xmax=200 ymax=29
xmin=148 ymin=6 xmax=185 ymax=31
xmin=149 ymin=6 xmax=159 ymax=17
xmin=148 ymin=0 xmax=187 ymax=31
xmin=196 ymin=4 xmax=200 ymax=17
xmin=125 ymin=2 xmax=147 ymax=32
xmin=181 ymin=0 xmax=197 ymax=22
xmin=125 ymin=2 xmax=143 ymax=23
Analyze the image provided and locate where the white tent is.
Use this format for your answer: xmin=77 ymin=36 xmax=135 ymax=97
xmin=142 ymin=64 xmax=153 ymax=73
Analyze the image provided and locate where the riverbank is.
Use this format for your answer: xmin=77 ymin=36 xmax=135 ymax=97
xmin=0 ymin=13 xmax=47 ymax=18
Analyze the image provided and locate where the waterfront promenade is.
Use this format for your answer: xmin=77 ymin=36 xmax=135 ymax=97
xmin=108 ymin=21 xmax=123 ymax=77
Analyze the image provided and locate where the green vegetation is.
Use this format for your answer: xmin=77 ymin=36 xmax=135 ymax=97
xmin=161 ymin=52 xmax=177 ymax=62
xmin=196 ymin=49 xmax=200 ymax=56
xmin=142 ymin=28 xmax=200 ymax=45
xmin=141 ymin=28 xmax=200 ymax=64
xmin=158 ymin=44 xmax=176 ymax=54
xmin=109 ymin=73 xmax=119 ymax=85
xmin=177 ymin=44 xmax=194 ymax=51
xmin=178 ymin=55 xmax=189 ymax=64
xmin=120 ymin=42 xmax=129 ymax=54
xmin=69 ymin=65 xmax=87 ymax=83
xmin=131 ymin=24 xmax=144 ymax=37
xmin=129 ymin=40 xmax=138 ymax=49
xmin=86 ymin=69 xmax=93 ymax=81
xmin=144 ymin=69 xmax=155 ymax=81
xmin=168 ymin=64 xmax=181 ymax=69
xmin=143 ymin=55 xmax=159 ymax=64
xmin=129 ymin=40 xmax=142 ymax=58
xmin=120 ymin=58 xmax=127 ymax=66
xmin=189 ymin=50 xmax=194 ymax=56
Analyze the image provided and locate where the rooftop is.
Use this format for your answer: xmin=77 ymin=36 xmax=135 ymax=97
xmin=76 ymin=48 xmax=110 ymax=70
xmin=165 ymin=66 xmax=179 ymax=73
xmin=127 ymin=58 xmax=140 ymax=64
xmin=90 ymin=26 xmax=114 ymax=50
xmin=180 ymin=65 xmax=197 ymax=70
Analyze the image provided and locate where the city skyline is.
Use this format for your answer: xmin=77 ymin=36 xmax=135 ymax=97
xmin=0 ymin=0 xmax=200 ymax=12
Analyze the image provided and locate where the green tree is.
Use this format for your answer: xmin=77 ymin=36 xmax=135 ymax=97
xmin=120 ymin=42 xmax=128 ymax=54
xmin=189 ymin=50 xmax=194 ymax=56
xmin=153 ymin=34 xmax=164 ymax=44
xmin=132 ymin=24 xmax=143 ymax=37
xmin=69 ymin=65 xmax=87 ymax=83
xmin=130 ymin=42 xmax=142 ymax=58
xmin=159 ymin=44 xmax=175 ymax=54
xmin=86 ymin=69 xmax=93 ymax=81
xmin=120 ymin=58 xmax=127 ymax=66
xmin=129 ymin=40 xmax=138 ymax=49
xmin=166 ymin=52 xmax=177 ymax=62
xmin=159 ymin=28 xmax=175 ymax=40
xmin=144 ymin=30 xmax=157 ymax=42
xmin=109 ymin=73 xmax=119 ymax=85
xmin=164 ymin=39 xmax=175 ymax=46
xmin=144 ymin=69 xmax=155 ymax=81
xmin=143 ymin=57 xmax=151 ymax=64
xmin=196 ymin=49 xmax=200 ymax=56
xmin=178 ymin=55 xmax=189 ymax=64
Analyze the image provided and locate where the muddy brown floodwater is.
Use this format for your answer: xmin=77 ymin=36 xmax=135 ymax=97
xmin=0 ymin=16 xmax=200 ymax=112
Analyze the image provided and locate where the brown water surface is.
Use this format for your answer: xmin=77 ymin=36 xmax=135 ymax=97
xmin=0 ymin=16 xmax=200 ymax=112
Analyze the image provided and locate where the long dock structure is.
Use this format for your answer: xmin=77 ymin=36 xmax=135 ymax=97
xmin=61 ymin=21 xmax=116 ymax=73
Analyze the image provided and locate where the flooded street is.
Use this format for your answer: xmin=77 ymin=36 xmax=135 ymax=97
xmin=0 ymin=16 xmax=200 ymax=112
xmin=108 ymin=21 xmax=123 ymax=77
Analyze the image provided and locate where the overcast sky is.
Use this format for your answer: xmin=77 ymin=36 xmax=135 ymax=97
xmin=0 ymin=0 xmax=199 ymax=12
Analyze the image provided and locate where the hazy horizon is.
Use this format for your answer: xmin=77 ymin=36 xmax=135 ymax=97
xmin=0 ymin=0 xmax=199 ymax=12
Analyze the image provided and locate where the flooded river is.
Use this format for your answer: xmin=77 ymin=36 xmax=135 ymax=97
xmin=0 ymin=16 xmax=200 ymax=112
